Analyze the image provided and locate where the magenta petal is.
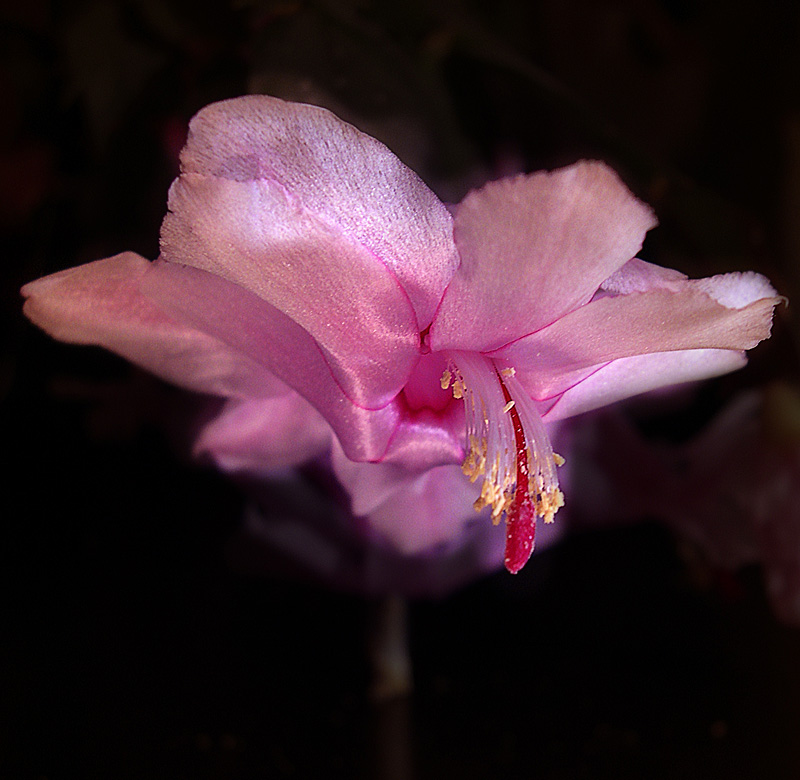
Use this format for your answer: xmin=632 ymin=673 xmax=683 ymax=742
xmin=542 ymin=349 xmax=748 ymax=422
xmin=175 ymin=95 xmax=459 ymax=328
xmin=21 ymin=252 xmax=285 ymax=399
xmin=381 ymin=407 xmax=465 ymax=470
xmin=195 ymin=395 xmax=331 ymax=473
xmin=494 ymin=280 xmax=781 ymax=400
xmin=430 ymin=161 xmax=658 ymax=352
xmin=161 ymin=174 xmax=419 ymax=408
xmin=140 ymin=259 xmax=402 ymax=462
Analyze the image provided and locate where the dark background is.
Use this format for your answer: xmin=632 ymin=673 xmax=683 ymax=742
xmin=3 ymin=1 xmax=800 ymax=777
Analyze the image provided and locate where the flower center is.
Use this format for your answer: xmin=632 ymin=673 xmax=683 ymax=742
xmin=442 ymin=351 xmax=564 ymax=573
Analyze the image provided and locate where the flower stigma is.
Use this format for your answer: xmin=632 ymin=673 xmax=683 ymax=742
xmin=442 ymin=353 xmax=564 ymax=574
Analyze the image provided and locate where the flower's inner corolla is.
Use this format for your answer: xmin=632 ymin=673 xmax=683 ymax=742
xmin=442 ymin=351 xmax=564 ymax=573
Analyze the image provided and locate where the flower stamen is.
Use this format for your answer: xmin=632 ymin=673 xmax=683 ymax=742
xmin=445 ymin=352 xmax=564 ymax=573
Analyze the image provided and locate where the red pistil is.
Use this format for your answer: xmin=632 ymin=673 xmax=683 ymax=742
xmin=499 ymin=378 xmax=537 ymax=574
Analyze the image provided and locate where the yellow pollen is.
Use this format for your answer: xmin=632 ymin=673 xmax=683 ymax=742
xmin=461 ymin=435 xmax=487 ymax=483
xmin=535 ymin=487 xmax=565 ymax=524
xmin=452 ymin=378 xmax=465 ymax=399
xmin=553 ymin=452 xmax=566 ymax=467
xmin=440 ymin=369 xmax=452 ymax=390
xmin=500 ymin=367 xmax=516 ymax=378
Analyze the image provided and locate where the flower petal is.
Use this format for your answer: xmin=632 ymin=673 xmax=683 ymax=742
xmin=381 ymin=406 xmax=465 ymax=470
xmin=175 ymin=94 xmax=459 ymax=328
xmin=140 ymin=259 xmax=402 ymax=463
xmin=430 ymin=161 xmax=658 ymax=352
xmin=161 ymin=173 xmax=419 ymax=408
xmin=330 ymin=412 xmax=465 ymax=519
xmin=600 ymin=257 xmax=687 ymax=294
xmin=195 ymin=395 xmax=332 ymax=474
xmin=366 ymin=465 xmax=490 ymax=555
xmin=331 ymin=443 xmax=421 ymax=517
xmin=494 ymin=277 xmax=781 ymax=401
xmin=21 ymin=252 xmax=285 ymax=399
xmin=330 ymin=437 xmax=493 ymax=556
xmin=541 ymin=349 xmax=748 ymax=422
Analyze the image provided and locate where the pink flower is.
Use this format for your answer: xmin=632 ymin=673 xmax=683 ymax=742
xmin=21 ymin=95 xmax=782 ymax=577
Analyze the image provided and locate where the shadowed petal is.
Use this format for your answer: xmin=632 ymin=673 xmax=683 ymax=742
xmin=493 ymin=276 xmax=780 ymax=400
xmin=161 ymin=174 xmax=419 ymax=408
xmin=177 ymin=94 xmax=458 ymax=328
xmin=140 ymin=260 xmax=402 ymax=463
xmin=195 ymin=395 xmax=332 ymax=473
xmin=600 ymin=257 xmax=687 ymax=294
xmin=430 ymin=161 xmax=658 ymax=352
xmin=21 ymin=252 xmax=285 ymax=399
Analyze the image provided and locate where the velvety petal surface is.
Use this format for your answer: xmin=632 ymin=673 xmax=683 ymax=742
xmin=195 ymin=395 xmax=332 ymax=474
xmin=494 ymin=275 xmax=780 ymax=400
xmin=430 ymin=161 xmax=658 ymax=352
xmin=161 ymin=173 xmax=419 ymax=409
xmin=175 ymin=94 xmax=459 ymax=328
xmin=140 ymin=259 xmax=402 ymax=463
xmin=21 ymin=252 xmax=285 ymax=399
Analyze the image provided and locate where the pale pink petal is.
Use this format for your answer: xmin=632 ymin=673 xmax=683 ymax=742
xmin=542 ymin=349 xmax=747 ymax=422
xmin=139 ymin=259 xmax=401 ymax=463
xmin=331 ymin=441 xmax=498 ymax=556
xmin=195 ymin=395 xmax=332 ymax=474
xmin=494 ymin=280 xmax=780 ymax=400
xmin=330 ymin=411 xmax=465 ymax=518
xmin=331 ymin=442 xmax=421 ymax=517
xmin=176 ymin=94 xmax=458 ymax=328
xmin=430 ymin=161 xmax=658 ymax=352
xmin=21 ymin=252 xmax=285 ymax=399
xmin=161 ymin=174 xmax=419 ymax=408
xmin=366 ymin=464 xmax=489 ymax=555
